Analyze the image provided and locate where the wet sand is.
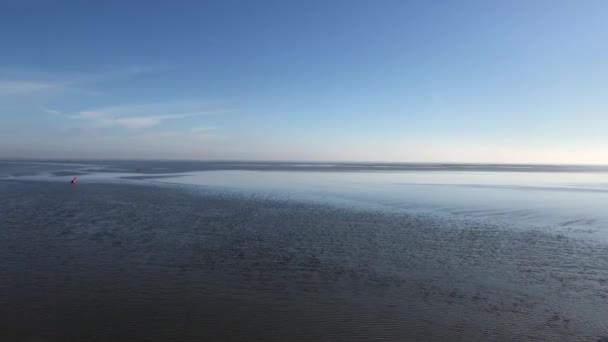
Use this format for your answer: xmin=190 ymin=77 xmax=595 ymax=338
xmin=1 ymin=181 xmax=607 ymax=341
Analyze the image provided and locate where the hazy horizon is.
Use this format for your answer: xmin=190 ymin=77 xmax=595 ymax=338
xmin=5 ymin=158 xmax=608 ymax=169
xmin=2 ymin=1 xmax=607 ymax=163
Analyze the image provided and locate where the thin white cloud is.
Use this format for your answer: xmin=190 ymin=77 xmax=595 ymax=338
xmin=112 ymin=117 xmax=162 ymax=129
xmin=73 ymin=100 xmax=220 ymax=117
xmin=60 ymin=101 xmax=221 ymax=129
xmin=40 ymin=106 xmax=63 ymax=115
xmin=0 ymin=75 xmax=94 ymax=96
xmin=0 ymin=80 xmax=59 ymax=95
xmin=71 ymin=110 xmax=108 ymax=119
xmin=91 ymin=112 xmax=209 ymax=129
xmin=0 ymin=66 xmax=164 ymax=96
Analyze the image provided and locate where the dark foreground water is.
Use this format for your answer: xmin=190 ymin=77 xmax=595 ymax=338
xmin=1 ymin=161 xmax=608 ymax=341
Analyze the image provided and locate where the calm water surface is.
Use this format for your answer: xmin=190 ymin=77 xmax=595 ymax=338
xmin=1 ymin=160 xmax=607 ymax=341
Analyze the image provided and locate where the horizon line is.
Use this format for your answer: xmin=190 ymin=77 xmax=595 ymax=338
xmin=2 ymin=157 xmax=608 ymax=168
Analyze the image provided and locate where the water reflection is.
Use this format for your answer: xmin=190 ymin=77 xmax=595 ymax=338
xmin=158 ymin=170 xmax=608 ymax=239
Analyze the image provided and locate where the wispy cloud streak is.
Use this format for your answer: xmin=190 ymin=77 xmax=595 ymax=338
xmin=89 ymin=112 xmax=208 ymax=129
xmin=44 ymin=101 xmax=222 ymax=129
xmin=39 ymin=106 xmax=62 ymax=115
xmin=0 ymin=66 xmax=165 ymax=96
xmin=0 ymin=80 xmax=59 ymax=95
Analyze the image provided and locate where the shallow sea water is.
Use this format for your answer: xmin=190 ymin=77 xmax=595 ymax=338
xmin=1 ymin=160 xmax=608 ymax=341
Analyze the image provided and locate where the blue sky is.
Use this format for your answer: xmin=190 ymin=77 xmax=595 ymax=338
xmin=1 ymin=0 xmax=607 ymax=163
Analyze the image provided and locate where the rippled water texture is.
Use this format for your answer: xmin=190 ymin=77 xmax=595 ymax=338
xmin=1 ymin=161 xmax=608 ymax=341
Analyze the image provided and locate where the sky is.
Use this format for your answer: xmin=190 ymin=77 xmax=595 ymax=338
xmin=1 ymin=0 xmax=607 ymax=163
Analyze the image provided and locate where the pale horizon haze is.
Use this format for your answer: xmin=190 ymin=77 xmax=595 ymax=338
xmin=1 ymin=1 xmax=607 ymax=164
